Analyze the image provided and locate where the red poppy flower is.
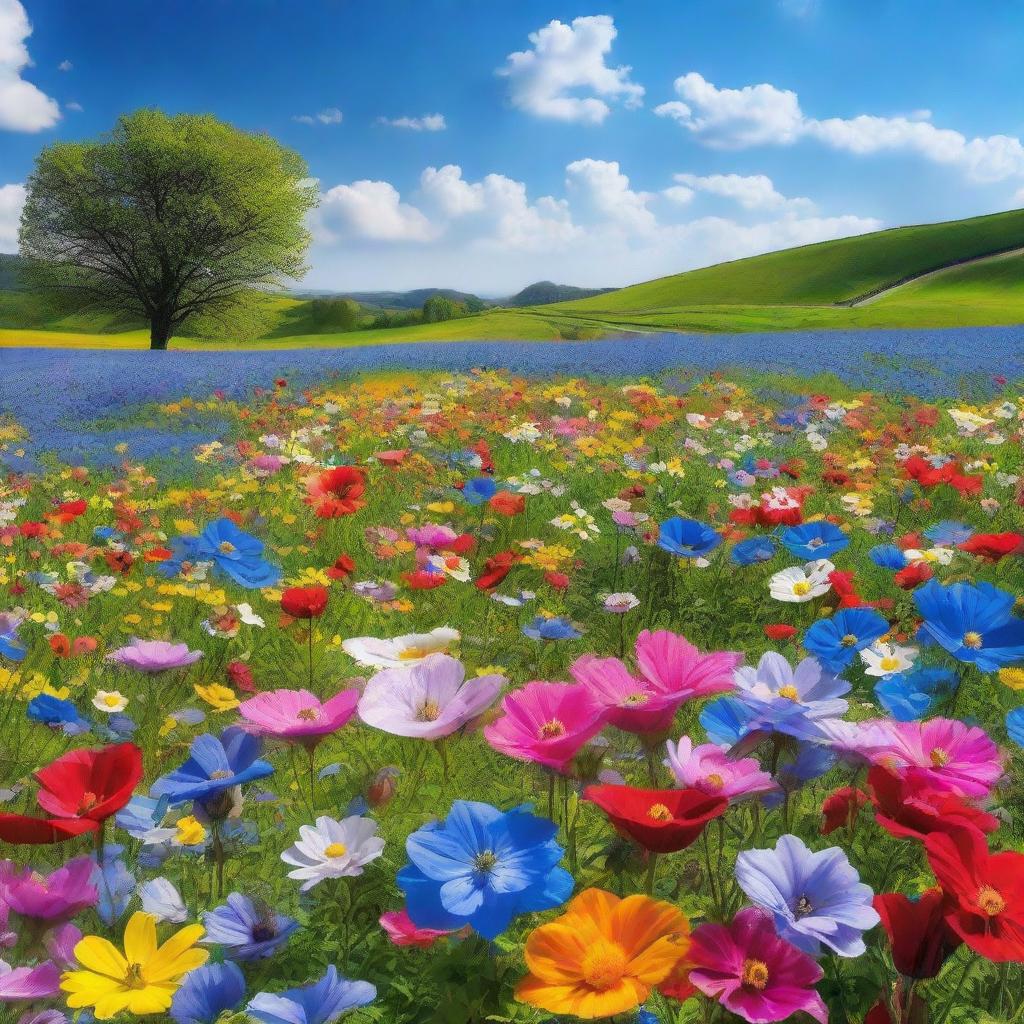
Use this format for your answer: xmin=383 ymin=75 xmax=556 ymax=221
xmin=402 ymin=569 xmax=446 ymax=590
xmin=476 ymin=550 xmax=520 ymax=591
xmin=958 ymin=533 xmax=1024 ymax=562
xmin=925 ymin=827 xmax=1024 ymax=962
xmin=281 ymin=585 xmax=329 ymax=619
xmin=0 ymin=814 xmax=99 ymax=845
xmin=868 ymin=767 xmax=999 ymax=843
xmin=544 ymin=571 xmax=570 ymax=591
xmin=828 ymin=570 xmax=870 ymax=608
xmin=874 ymin=889 xmax=961 ymax=978
xmin=49 ymin=633 xmax=72 ymax=658
xmin=583 ymin=784 xmax=727 ymax=853
xmin=894 ymin=562 xmax=933 ymax=590
xmin=472 ymin=439 xmax=494 ymax=474
xmin=489 ymin=491 xmax=525 ymax=517
xmin=34 ymin=743 xmax=143 ymax=825
xmin=325 ymin=553 xmax=356 ymax=580
xmin=226 ymin=660 xmax=256 ymax=692
xmin=764 ymin=623 xmax=797 ymax=641
xmin=104 ymin=550 xmax=135 ymax=575
xmin=304 ymin=466 xmax=366 ymax=518
xmin=48 ymin=499 xmax=88 ymax=524
xmin=446 ymin=533 xmax=476 ymax=555
xmin=821 ymin=786 xmax=867 ymax=835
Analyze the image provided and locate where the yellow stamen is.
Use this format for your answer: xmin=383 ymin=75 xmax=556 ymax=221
xmin=581 ymin=943 xmax=628 ymax=991
xmin=324 ymin=842 xmax=348 ymax=858
xmin=741 ymin=958 xmax=770 ymax=990
xmin=647 ymin=803 xmax=673 ymax=821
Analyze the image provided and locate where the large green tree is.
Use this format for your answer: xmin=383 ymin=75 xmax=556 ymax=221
xmin=19 ymin=109 xmax=317 ymax=349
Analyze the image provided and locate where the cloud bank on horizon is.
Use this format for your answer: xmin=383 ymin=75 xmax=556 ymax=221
xmin=1 ymin=2 xmax=1023 ymax=292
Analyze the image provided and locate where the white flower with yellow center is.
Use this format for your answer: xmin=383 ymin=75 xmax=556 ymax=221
xmin=768 ymin=560 xmax=835 ymax=603
xmin=92 ymin=690 xmax=129 ymax=714
xmin=342 ymin=627 xmax=460 ymax=668
xmin=860 ymin=642 xmax=917 ymax=678
xmin=281 ymin=815 xmax=385 ymax=891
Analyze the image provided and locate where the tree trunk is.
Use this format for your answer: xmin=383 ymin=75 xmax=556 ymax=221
xmin=149 ymin=316 xmax=172 ymax=350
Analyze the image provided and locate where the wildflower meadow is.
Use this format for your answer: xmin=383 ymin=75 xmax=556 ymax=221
xmin=1 ymin=365 xmax=1022 ymax=1024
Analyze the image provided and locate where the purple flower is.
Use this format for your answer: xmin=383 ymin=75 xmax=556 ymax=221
xmin=357 ymin=654 xmax=504 ymax=739
xmin=106 ymin=638 xmax=203 ymax=673
xmin=0 ymin=960 xmax=61 ymax=1001
xmin=202 ymin=893 xmax=298 ymax=960
xmin=0 ymin=857 xmax=96 ymax=923
xmin=735 ymin=834 xmax=879 ymax=957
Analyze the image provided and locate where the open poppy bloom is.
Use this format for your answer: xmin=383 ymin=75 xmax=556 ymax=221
xmin=304 ymin=466 xmax=366 ymax=518
xmin=280 ymin=585 xmax=329 ymax=619
xmin=35 ymin=742 xmax=144 ymax=827
xmin=515 ymin=888 xmax=690 ymax=1019
xmin=0 ymin=813 xmax=99 ymax=846
xmin=873 ymin=889 xmax=961 ymax=978
xmin=925 ymin=827 xmax=1024 ymax=962
xmin=583 ymin=784 xmax=728 ymax=853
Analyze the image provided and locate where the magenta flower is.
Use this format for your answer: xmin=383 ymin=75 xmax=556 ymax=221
xmin=380 ymin=909 xmax=461 ymax=948
xmin=44 ymin=923 xmax=81 ymax=969
xmin=483 ymin=680 xmax=607 ymax=773
xmin=357 ymin=654 xmax=503 ymax=739
xmin=105 ymin=638 xmax=202 ymax=673
xmin=665 ymin=736 xmax=777 ymax=801
xmin=879 ymin=717 xmax=1002 ymax=797
xmin=238 ymin=687 xmax=360 ymax=750
xmin=568 ymin=630 xmax=739 ymax=734
xmin=0 ymin=960 xmax=61 ymax=1002
xmin=0 ymin=857 xmax=96 ymax=923
xmin=689 ymin=907 xmax=827 ymax=1024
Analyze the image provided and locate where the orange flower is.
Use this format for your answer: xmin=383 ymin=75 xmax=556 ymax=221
xmin=515 ymin=888 xmax=690 ymax=1019
xmin=489 ymin=490 xmax=525 ymax=517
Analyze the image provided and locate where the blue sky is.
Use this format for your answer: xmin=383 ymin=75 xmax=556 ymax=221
xmin=2 ymin=0 xmax=1024 ymax=293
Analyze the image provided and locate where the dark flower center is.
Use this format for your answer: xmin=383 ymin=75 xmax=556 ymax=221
xmin=794 ymin=895 xmax=814 ymax=918
xmin=473 ymin=851 xmax=498 ymax=874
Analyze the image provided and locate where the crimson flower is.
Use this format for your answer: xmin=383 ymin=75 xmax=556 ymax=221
xmin=868 ymin=767 xmax=999 ymax=842
xmin=583 ymin=784 xmax=727 ymax=853
xmin=0 ymin=814 xmax=98 ymax=846
xmin=958 ymin=532 xmax=1024 ymax=561
xmin=325 ymin=554 xmax=356 ymax=580
xmin=476 ymin=550 xmax=521 ymax=591
xmin=820 ymin=786 xmax=868 ymax=835
xmin=35 ymin=742 xmax=143 ymax=824
xmin=280 ymin=586 xmax=329 ymax=619
xmin=893 ymin=562 xmax=933 ymax=589
xmin=925 ymin=827 xmax=1024 ymax=962
xmin=764 ymin=623 xmax=797 ymax=641
xmin=304 ymin=466 xmax=366 ymax=518
xmin=873 ymin=889 xmax=961 ymax=978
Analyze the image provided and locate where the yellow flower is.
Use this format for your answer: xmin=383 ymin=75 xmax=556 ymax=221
xmin=998 ymin=667 xmax=1024 ymax=691
xmin=61 ymin=911 xmax=207 ymax=1019
xmin=194 ymin=682 xmax=239 ymax=712
xmin=174 ymin=816 xmax=207 ymax=846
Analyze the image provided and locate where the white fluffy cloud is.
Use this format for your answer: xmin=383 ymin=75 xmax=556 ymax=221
xmin=308 ymin=159 xmax=879 ymax=293
xmin=669 ymin=173 xmax=814 ymax=213
xmin=293 ymin=107 xmax=343 ymax=126
xmin=656 ymin=72 xmax=1024 ymax=183
xmin=497 ymin=15 xmax=643 ymax=124
xmin=315 ymin=180 xmax=435 ymax=243
xmin=0 ymin=182 xmax=25 ymax=252
xmin=378 ymin=113 xmax=446 ymax=131
xmin=0 ymin=0 xmax=60 ymax=132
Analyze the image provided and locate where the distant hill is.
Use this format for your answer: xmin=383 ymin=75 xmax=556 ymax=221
xmin=0 ymin=254 xmax=26 ymax=290
xmin=551 ymin=207 xmax=1024 ymax=313
xmin=506 ymin=281 xmax=614 ymax=306
xmin=294 ymin=287 xmax=487 ymax=310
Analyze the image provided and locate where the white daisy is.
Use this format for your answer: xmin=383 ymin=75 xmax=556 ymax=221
xmin=92 ymin=690 xmax=129 ymax=714
xmin=860 ymin=642 xmax=917 ymax=678
xmin=768 ymin=560 xmax=835 ymax=603
xmin=280 ymin=815 xmax=385 ymax=891
xmin=342 ymin=627 xmax=460 ymax=668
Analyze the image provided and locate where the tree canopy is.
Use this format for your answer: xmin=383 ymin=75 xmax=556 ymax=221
xmin=19 ymin=109 xmax=318 ymax=349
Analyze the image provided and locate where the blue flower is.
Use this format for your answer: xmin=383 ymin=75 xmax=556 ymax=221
xmin=27 ymin=694 xmax=91 ymax=733
xmin=203 ymin=893 xmax=298 ymax=961
xmin=875 ymin=666 xmax=956 ymax=721
xmin=780 ymin=521 xmax=849 ymax=560
xmin=91 ymin=845 xmax=136 ymax=925
xmin=151 ymin=728 xmax=274 ymax=809
xmin=731 ymin=536 xmax=777 ymax=565
xmin=461 ymin=477 xmax=497 ymax=506
xmin=658 ymin=517 xmax=722 ymax=558
xmin=1007 ymin=708 xmax=1024 ymax=748
xmin=869 ymin=544 xmax=907 ymax=570
xmin=161 ymin=518 xmax=281 ymax=589
xmin=0 ymin=613 xmax=26 ymax=662
xmin=170 ymin=961 xmax=247 ymax=1024
xmin=699 ymin=696 xmax=757 ymax=746
xmin=924 ymin=520 xmax=974 ymax=546
xmin=914 ymin=579 xmax=1024 ymax=671
xmin=802 ymin=608 xmax=890 ymax=673
xmin=522 ymin=616 xmax=581 ymax=641
xmin=735 ymin=834 xmax=879 ymax=957
xmin=247 ymin=966 xmax=376 ymax=1024
xmin=397 ymin=800 xmax=573 ymax=939
xmin=115 ymin=794 xmax=170 ymax=838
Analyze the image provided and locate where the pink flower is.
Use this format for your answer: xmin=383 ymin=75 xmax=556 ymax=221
xmin=665 ymin=737 xmax=777 ymax=801
xmin=43 ymin=923 xmax=81 ymax=969
xmin=0 ymin=960 xmax=61 ymax=1002
xmin=878 ymin=718 xmax=1002 ymax=798
xmin=483 ymin=680 xmax=607 ymax=773
xmin=238 ymin=687 xmax=360 ymax=749
xmin=688 ymin=907 xmax=827 ymax=1024
xmin=379 ymin=909 xmax=462 ymax=948
xmin=105 ymin=638 xmax=202 ymax=673
xmin=568 ymin=630 xmax=739 ymax=734
xmin=406 ymin=524 xmax=459 ymax=550
xmin=357 ymin=654 xmax=503 ymax=740
xmin=0 ymin=857 xmax=96 ymax=923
